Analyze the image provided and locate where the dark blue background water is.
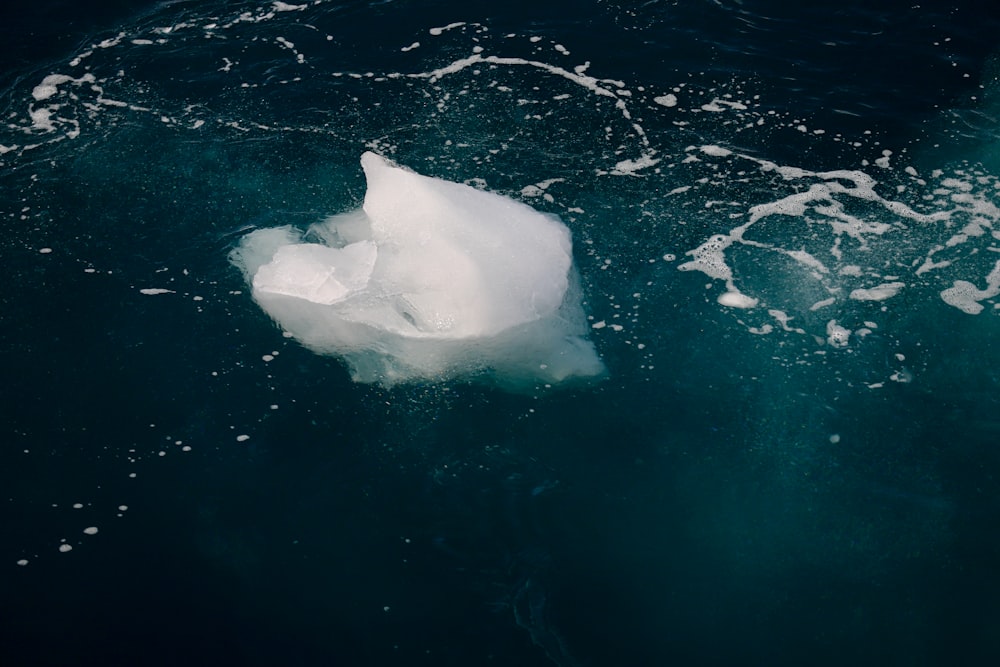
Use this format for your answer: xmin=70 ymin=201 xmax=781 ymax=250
xmin=3 ymin=1 xmax=1000 ymax=665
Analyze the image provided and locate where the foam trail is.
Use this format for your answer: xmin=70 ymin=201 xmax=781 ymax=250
xmin=409 ymin=52 xmax=657 ymax=174
xmin=230 ymin=153 xmax=606 ymax=389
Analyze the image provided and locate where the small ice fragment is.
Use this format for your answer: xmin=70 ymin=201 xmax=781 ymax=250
xmin=139 ymin=288 xmax=176 ymax=295
xmin=83 ymin=527 xmax=98 ymax=535
xmin=236 ymin=434 xmax=250 ymax=442
xmin=59 ymin=544 xmax=73 ymax=553
xmin=39 ymin=247 xmax=53 ymax=254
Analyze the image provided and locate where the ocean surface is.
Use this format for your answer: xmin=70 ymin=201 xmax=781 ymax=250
xmin=3 ymin=1 xmax=1000 ymax=665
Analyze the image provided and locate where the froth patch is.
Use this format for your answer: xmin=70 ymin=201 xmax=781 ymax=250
xmin=32 ymin=74 xmax=74 ymax=101
xmin=940 ymin=260 xmax=1000 ymax=315
xmin=677 ymin=146 xmax=1000 ymax=341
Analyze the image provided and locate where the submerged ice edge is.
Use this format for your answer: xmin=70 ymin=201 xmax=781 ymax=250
xmin=231 ymin=152 xmax=606 ymax=389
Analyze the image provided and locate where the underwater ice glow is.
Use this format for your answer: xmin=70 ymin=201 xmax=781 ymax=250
xmin=231 ymin=152 xmax=605 ymax=386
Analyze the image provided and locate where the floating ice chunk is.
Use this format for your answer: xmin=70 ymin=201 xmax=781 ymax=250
xmin=231 ymin=153 xmax=605 ymax=388
xmin=253 ymin=241 xmax=376 ymax=305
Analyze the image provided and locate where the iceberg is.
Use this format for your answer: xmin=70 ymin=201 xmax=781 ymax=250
xmin=230 ymin=152 xmax=606 ymax=388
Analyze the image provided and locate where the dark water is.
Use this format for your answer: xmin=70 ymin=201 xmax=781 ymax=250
xmin=3 ymin=1 xmax=1000 ymax=665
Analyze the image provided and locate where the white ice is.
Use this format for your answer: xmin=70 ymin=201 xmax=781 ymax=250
xmin=231 ymin=153 xmax=605 ymax=388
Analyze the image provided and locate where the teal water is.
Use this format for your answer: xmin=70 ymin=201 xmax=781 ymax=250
xmin=3 ymin=1 xmax=1000 ymax=665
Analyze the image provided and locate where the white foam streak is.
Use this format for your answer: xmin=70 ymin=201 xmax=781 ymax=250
xmin=679 ymin=146 xmax=989 ymax=323
xmin=409 ymin=52 xmax=655 ymax=169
